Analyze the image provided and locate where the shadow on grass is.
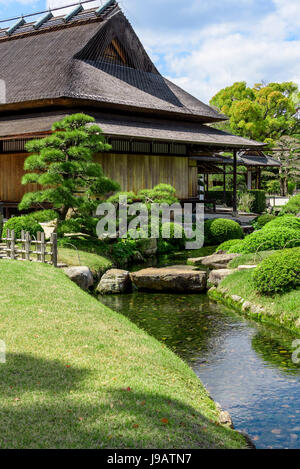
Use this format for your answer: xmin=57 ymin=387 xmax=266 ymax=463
xmin=0 ymin=354 xmax=246 ymax=449
xmin=0 ymin=353 xmax=90 ymax=394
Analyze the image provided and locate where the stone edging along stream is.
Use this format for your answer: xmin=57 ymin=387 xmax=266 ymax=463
xmin=207 ymin=285 xmax=300 ymax=335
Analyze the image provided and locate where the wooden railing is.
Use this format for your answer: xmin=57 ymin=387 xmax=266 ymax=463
xmin=1 ymin=230 xmax=58 ymax=267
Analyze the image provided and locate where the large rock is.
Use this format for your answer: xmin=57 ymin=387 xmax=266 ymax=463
xmin=188 ymin=253 xmax=239 ymax=269
xmin=130 ymin=266 xmax=207 ymax=292
xmin=208 ymin=268 xmax=236 ymax=286
xmin=64 ymin=266 xmax=94 ymax=290
xmin=97 ymin=269 xmax=131 ymax=294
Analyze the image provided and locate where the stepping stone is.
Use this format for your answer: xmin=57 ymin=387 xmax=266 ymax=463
xmin=130 ymin=266 xmax=207 ymax=292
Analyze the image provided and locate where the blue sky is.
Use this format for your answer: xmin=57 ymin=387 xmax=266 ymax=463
xmin=1 ymin=0 xmax=300 ymax=104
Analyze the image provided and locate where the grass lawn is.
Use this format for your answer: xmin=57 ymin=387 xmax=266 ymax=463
xmin=58 ymin=247 xmax=113 ymax=276
xmin=219 ymin=270 xmax=300 ymax=331
xmin=0 ymin=260 xmax=246 ymax=449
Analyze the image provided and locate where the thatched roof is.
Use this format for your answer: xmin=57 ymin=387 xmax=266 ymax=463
xmin=0 ymin=2 xmax=227 ymax=123
xmin=0 ymin=111 xmax=264 ymax=148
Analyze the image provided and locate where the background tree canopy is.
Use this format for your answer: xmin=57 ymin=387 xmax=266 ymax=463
xmin=210 ymin=81 xmax=300 ymax=145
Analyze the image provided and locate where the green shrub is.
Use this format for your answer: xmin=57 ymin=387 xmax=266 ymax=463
xmin=262 ymin=215 xmax=300 ymax=231
xmin=288 ymin=181 xmax=296 ymax=195
xmin=159 ymin=222 xmax=186 ymax=250
xmin=252 ymin=248 xmax=300 ymax=293
xmin=279 ymin=194 xmax=300 ymax=216
xmin=250 ymin=190 xmax=266 ymax=213
xmin=205 ymin=218 xmax=243 ymax=245
xmin=216 ymin=239 xmax=244 ymax=253
xmin=57 ymin=217 xmax=98 ymax=237
xmin=266 ymin=180 xmax=280 ymax=195
xmin=138 ymin=184 xmax=178 ymax=205
xmin=28 ymin=210 xmax=58 ymax=223
xmin=109 ymin=239 xmax=136 ymax=265
xmin=230 ymin=227 xmax=300 ymax=253
xmin=2 ymin=216 xmax=43 ymax=239
xmin=252 ymin=214 xmax=276 ymax=230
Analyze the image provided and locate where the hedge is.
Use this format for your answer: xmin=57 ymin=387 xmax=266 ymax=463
xmin=205 ymin=190 xmax=266 ymax=213
xmin=262 ymin=215 xmax=300 ymax=232
xmin=228 ymin=227 xmax=300 ymax=253
xmin=215 ymin=238 xmax=245 ymax=253
xmin=2 ymin=216 xmax=43 ymax=239
xmin=252 ymin=248 xmax=300 ymax=294
xmin=251 ymin=214 xmax=276 ymax=230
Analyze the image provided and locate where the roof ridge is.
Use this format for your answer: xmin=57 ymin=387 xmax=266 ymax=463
xmin=0 ymin=1 xmax=119 ymax=40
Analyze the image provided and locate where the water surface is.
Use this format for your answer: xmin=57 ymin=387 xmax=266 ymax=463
xmin=99 ymin=292 xmax=300 ymax=449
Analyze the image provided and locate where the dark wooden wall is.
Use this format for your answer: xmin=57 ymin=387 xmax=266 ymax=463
xmin=0 ymin=152 xmax=198 ymax=202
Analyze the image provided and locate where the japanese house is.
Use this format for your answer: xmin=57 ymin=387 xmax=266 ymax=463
xmin=0 ymin=0 xmax=264 ymax=216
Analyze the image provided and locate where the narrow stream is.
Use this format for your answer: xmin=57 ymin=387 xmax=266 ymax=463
xmin=99 ymin=292 xmax=300 ymax=449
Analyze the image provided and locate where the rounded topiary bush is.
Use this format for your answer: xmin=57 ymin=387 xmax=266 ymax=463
xmin=232 ymin=227 xmax=300 ymax=253
xmin=216 ymin=238 xmax=245 ymax=253
xmin=262 ymin=215 xmax=300 ymax=231
xmin=252 ymin=214 xmax=276 ymax=230
xmin=252 ymin=248 xmax=300 ymax=294
xmin=2 ymin=216 xmax=43 ymax=239
xmin=205 ymin=218 xmax=243 ymax=245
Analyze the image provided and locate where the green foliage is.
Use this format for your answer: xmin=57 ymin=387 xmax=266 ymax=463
xmin=229 ymin=227 xmax=300 ymax=253
xmin=209 ymin=185 xmax=225 ymax=191
xmin=288 ymin=181 xmax=296 ymax=195
xmin=109 ymin=239 xmax=137 ymax=266
xmin=57 ymin=236 xmax=107 ymax=256
xmin=215 ymin=238 xmax=245 ymax=253
xmin=252 ymin=214 xmax=276 ymax=230
xmin=266 ymin=180 xmax=281 ymax=195
xmin=238 ymin=192 xmax=255 ymax=213
xmin=253 ymin=248 xmax=300 ymax=294
xmin=205 ymin=218 xmax=243 ymax=245
xmin=205 ymin=189 xmax=266 ymax=213
xmin=250 ymin=190 xmax=266 ymax=213
xmin=210 ymin=81 xmax=300 ymax=144
xmin=280 ymin=194 xmax=300 ymax=216
xmin=159 ymin=222 xmax=186 ymax=251
xmin=27 ymin=210 xmax=58 ymax=223
xmin=19 ymin=113 xmax=120 ymax=220
xmin=138 ymin=184 xmax=178 ymax=205
xmin=2 ymin=216 xmax=43 ymax=239
xmin=262 ymin=215 xmax=300 ymax=231
xmin=57 ymin=217 xmax=98 ymax=237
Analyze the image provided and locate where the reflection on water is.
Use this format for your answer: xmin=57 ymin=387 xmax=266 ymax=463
xmin=99 ymin=292 xmax=300 ymax=449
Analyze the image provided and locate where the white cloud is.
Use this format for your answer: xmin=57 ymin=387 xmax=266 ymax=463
xmin=121 ymin=0 xmax=300 ymax=104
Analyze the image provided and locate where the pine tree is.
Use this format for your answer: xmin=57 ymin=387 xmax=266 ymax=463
xmin=19 ymin=113 xmax=120 ymax=220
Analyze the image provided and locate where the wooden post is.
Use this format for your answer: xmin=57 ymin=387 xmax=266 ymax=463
xmin=232 ymin=149 xmax=238 ymax=216
xmin=36 ymin=232 xmax=41 ymax=262
xmin=6 ymin=229 xmax=10 ymax=257
xmin=40 ymin=232 xmax=46 ymax=264
xmin=25 ymin=232 xmax=31 ymax=261
xmin=21 ymin=230 xmax=25 ymax=260
xmin=51 ymin=233 xmax=57 ymax=267
xmin=10 ymin=230 xmax=16 ymax=260
xmin=223 ymin=164 xmax=226 ymax=205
